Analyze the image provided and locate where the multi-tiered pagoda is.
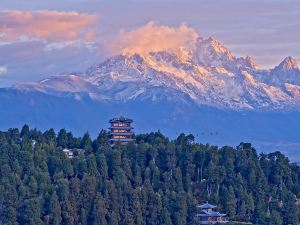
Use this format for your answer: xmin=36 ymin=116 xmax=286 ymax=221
xmin=109 ymin=116 xmax=134 ymax=146
xmin=196 ymin=202 xmax=228 ymax=224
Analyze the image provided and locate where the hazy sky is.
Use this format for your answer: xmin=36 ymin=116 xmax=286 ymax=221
xmin=0 ymin=0 xmax=300 ymax=86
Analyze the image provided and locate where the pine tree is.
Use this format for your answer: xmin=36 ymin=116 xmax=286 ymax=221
xmin=81 ymin=132 xmax=93 ymax=155
xmin=94 ymin=130 xmax=111 ymax=153
xmin=225 ymin=186 xmax=236 ymax=218
xmin=18 ymin=198 xmax=42 ymax=225
xmin=21 ymin=124 xmax=30 ymax=140
xmin=159 ymin=208 xmax=172 ymax=225
xmin=3 ymin=206 xmax=18 ymax=225
xmin=49 ymin=192 xmax=62 ymax=225
xmin=92 ymin=195 xmax=108 ymax=225
xmin=283 ymin=192 xmax=299 ymax=225
xmin=43 ymin=128 xmax=56 ymax=145
xmin=270 ymin=210 xmax=283 ymax=225
xmin=57 ymin=129 xmax=68 ymax=148
xmin=131 ymin=189 xmax=143 ymax=225
xmin=80 ymin=208 xmax=87 ymax=225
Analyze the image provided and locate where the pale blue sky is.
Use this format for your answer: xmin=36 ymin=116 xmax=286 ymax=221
xmin=0 ymin=0 xmax=299 ymax=86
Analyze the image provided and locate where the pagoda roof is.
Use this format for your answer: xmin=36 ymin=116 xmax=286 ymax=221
xmin=197 ymin=202 xmax=216 ymax=209
xmin=197 ymin=210 xmax=226 ymax=217
xmin=109 ymin=116 xmax=133 ymax=123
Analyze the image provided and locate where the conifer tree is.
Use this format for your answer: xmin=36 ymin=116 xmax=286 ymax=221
xmin=49 ymin=192 xmax=62 ymax=225
xmin=92 ymin=195 xmax=108 ymax=225
xmin=81 ymin=132 xmax=93 ymax=155
xmin=283 ymin=192 xmax=299 ymax=225
xmin=57 ymin=129 xmax=68 ymax=148
xmin=21 ymin=124 xmax=30 ymax=140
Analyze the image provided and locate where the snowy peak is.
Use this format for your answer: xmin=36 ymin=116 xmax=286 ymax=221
xmin=245 ymin=56 xmax=258 ymax=70
xmin=205 ymin=37 xmax=233 ymax=58
xmin=275 ymin=56 xmax=299 ymax=71
xmin=266 ymin=56 xmax=300 ymax=86
xmin=193 ymin=37 xmax=234 ymax=67
xmin=192 ymin=37 xmax=259 ymax=71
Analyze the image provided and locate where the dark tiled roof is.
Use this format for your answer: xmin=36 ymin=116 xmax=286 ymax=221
xmin=109 ymin=116 xmax=133 ymax=123
xmin=197 ymin=210 xmax=226 ymax=217
xmin=197 ymin=202 xmax=216 ymax=209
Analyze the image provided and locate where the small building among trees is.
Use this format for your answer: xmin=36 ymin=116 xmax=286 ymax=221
xmin=63 ymin=148 xmax=74 ymax=159
xmin=196 ymin=202 xmax=228 ymax=224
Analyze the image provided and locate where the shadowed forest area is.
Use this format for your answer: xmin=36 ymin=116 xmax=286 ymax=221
xmin=0 ymin=125 xmax=299 ymax=225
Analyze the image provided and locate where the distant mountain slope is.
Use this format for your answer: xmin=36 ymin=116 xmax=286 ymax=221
xmin=1 ymin=87 xmax=300 ymax=161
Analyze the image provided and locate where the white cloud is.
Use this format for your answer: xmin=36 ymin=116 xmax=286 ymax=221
xmin=0 ymin=66 xmax=7 ymax=75
xmin=107 ymin=21 xmax=200 ymax=56
xmin=0 ymin=10 xmax=98 ymax=42
xmin=44 ymin=40 xmax=97 ymax=52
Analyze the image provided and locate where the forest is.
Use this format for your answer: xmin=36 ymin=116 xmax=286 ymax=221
xmin=0 ymin=125 xmax=299 ymax=225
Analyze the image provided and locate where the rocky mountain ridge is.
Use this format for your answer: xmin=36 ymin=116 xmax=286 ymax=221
xmin=13 ymin=37 xmax=300 ymax=111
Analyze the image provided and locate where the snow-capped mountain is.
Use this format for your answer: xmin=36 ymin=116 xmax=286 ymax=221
xmin=1 ymin=36 xmax=300 ymax=160
xmin=14 ymin=37 xmax=300 ymax=110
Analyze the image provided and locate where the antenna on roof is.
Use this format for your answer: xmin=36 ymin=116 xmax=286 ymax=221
xmin=119 ymin=112 xmax=124 ymax=119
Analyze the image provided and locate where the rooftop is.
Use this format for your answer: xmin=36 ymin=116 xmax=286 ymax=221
xmin=109 ymin=116 xmax=133 ymax=123
xmin=197 ymin=210 xmax=226 ymax=217
xmin=197 ymin=202 xmax=217 ymax=209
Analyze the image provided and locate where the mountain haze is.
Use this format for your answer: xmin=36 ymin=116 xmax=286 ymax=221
xmin=1 ymin=35 xmax=300 ymax=160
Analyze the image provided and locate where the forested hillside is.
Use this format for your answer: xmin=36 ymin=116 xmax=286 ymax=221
xmin=0 ymin=126 xmax=299 ymax=225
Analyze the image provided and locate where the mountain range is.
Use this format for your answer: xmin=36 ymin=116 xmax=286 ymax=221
xmin=1 ymin=36 xmax=300 ymax=160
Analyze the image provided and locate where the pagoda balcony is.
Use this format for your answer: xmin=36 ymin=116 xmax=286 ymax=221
xmin=109 ymin=126 xmax=133 ymax=130
xmin=110 ymin=138 xmax=135 ymax=142
xmin=109 ymin=132 xmax=134 ymax=135
xmin=111 ymin=135 xmax=133 ymax=139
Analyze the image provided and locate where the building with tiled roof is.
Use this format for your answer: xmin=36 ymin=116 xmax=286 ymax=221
xmin=196 ymin=202 xmax=228 ymax=224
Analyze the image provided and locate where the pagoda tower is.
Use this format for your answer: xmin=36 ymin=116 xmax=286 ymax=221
xmin=108 ymin=116 xmax=134 ymax=146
